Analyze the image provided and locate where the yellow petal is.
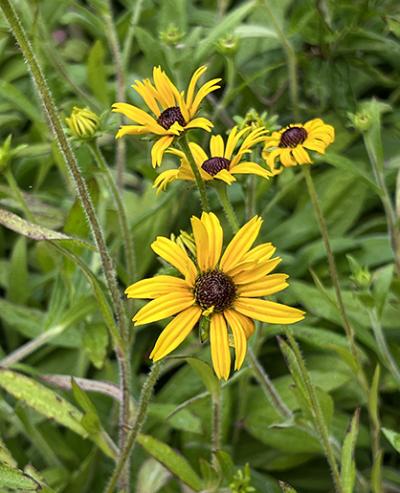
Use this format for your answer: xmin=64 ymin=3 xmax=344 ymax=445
xmin=185 ymin=66 xmax=208 ymax=109
xmin=232 ymin=257 xmax=282 ymax=284
xmin=210 ymin=135 xmax=225 ymax=157
xmin=151 ymin=236 xmax=197 ymax=284
xmin=292 ymin=146 xmax=312 ymax=164
xmin=237 ymin=273 xmax=289 ymax=297
xmin=133 ymin=292 xmax=194 ymax=325
xmin=190 ymin=78 xmax=221 ymax=116
xmin=150 ymin=306 xmax=202 ymax=360
xmin=125 ymin=275 xmax=191 ymax=299
xmin=234 ymin=297 xmax=305 ymax=324
xmin=280 ymin=149 xmax=296 ymax=167
xmin=230 ymin=162 xmax=271 ymax=179
xmin=152 ymin=66 xmax=175 ymax=108
xmin=214 ymin=169 xmax=236 ymax=184
xmin=153 ymin=169 xmax=179 ymax=193
xmin=112 ymin=103 xmax=165 ymax=134
xmin=191 ymin=216 xmax=209 ymax=271
xmin=115 ymin=125 xmax=150 ymax=138
xmin=201 ymin=212 xmax=223 ymax=269
xmin=225 ymin=309 xmax=255 ymax=338
xmin=151 ymin=135 xmax=175 ymax=167
xmin=132 ymin=80 xmax=161 ymax=116
xmin=189 ymin=142 xmax=208 ymax=167
xmin=210 ymin=313 xmax=231 ymax=380
xmin=184 ymin=117 xmax=213 ymax=132
xmin=244 ymin=243 xmax=276 ymax=263
xmin=225 ymin=127 xmax=250 ymax=160
xmin=224 ymin=310 xmax=247 ymax=370
xmin=220 ymin=216 xmax=262 ymax=272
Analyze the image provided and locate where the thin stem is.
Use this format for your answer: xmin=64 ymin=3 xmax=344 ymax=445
xmin=285 ymin=334 xmax=343 ymax=493
xmin=122 ymin=0 xmax=144 ymax=71
xmin=0 ymin=0 xmax=132 ymax=480
xmin=103 ymin=0 xmax=126 ymax=190
xmin=104 ymin=362 xmax=162 ymax=493
xmin=89 ymin=142 xmax=136 ymax=282
xmin=246 ymin=175 xmax=257 ymax=219
xmin=179 ymin=135 xmax=210 ymax=212
xmin=211 ymin=386 xmax=222 ymax=467
xmin=247 ymin=347 xmax=292 ymax=419
xmin=262 ymin=0 xmax=299 ymax=119
xmin=215 ymin=183 xmax=239 ymax=233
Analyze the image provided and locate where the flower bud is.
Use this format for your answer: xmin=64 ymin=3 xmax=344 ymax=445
xmin=159 ymin=23 xmax=184 ymax=46
xmin=216 ymin=34 xmax=239 ymax=56
xmin=347 ymin=255 xmax=372 ymax=290
xmin=65 ymin=106 xmax=99 ymax=139
xmin=233 ymin=108 xmax=279 ymax=132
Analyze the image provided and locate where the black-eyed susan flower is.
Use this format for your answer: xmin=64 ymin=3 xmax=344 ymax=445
xmin=262 ymin=119 xmax=335 ymax=175
xmin=65 ymin=106 xmax=99 ymax=139
xmin=125 ymin=213 xmax=304 ymax=380
xmin=153 ymin=126 xmax=271 ymax=193
xmin=112 ymin=66 xmax=221 ymax=167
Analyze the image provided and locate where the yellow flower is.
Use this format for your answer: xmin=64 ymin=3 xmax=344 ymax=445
xmin=125 ymin=213 xmax=304 ymax=380
xmin=65 ymin=106 xmax=99 ymax=139
xmin=112 ymin=66 xmax=221 ymax=167
xmin=153 ymin=126 xmax=271 ymax=193
xmin=262 ymin=119 xmax=335 ymax=175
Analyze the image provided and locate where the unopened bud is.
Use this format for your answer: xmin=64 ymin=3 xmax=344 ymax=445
xmin=66 ymin=106 xmax=99 ymax=139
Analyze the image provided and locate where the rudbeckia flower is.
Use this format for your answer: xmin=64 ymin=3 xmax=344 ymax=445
xmin=112 ymin=66 xmax=221 ymax=167
xmin=125 ymin=213 xmax=304 ymax=380
xmin=262 ymin=119 xmax=335 ymax=175
xmin=153 ymin=126 xmax=271 ymax=193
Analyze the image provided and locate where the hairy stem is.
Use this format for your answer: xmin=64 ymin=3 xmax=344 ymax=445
xmin=104 ymin=362 xmax=162 ymax=493
xmin=211 ymin=387 xmax=222 ymax=467
xmin=216 ymin=183 xmax=240 ymax=233
xmin=179 ymin=135 xmax=210 ymax=211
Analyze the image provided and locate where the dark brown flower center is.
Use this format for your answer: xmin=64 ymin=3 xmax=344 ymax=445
xmin=194 ymin=270 xmax=236 ymax=312
xmin=157 ymin=106 xmax=186 ymax=130
xmin=279 ymin=126 xmax=308 ymax=148
xmin=201 ymin=157 xmax=230 ymax=176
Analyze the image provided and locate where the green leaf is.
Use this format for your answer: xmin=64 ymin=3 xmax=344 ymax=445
xmin=82 ymin=323 xmax=109 ymax=369
xmin=7 ymin=236 xmax=28 ymax=304
xmin=136 ymin=458 xmax=171 ymax=493
xmin=279 ymin=481 xmax=298 ymax=493
xmin=368 ymin=365 xmax=381 ymax=428
xmin=149 ymin=403 xmax=202 ymax=433
xmin=382 ymin=427 xmax=400 ymax=454
xmin=186 ymin=357 xmax=219 ymax=397
xmin=0 ymin=208 xmax=94 ymax=249
xmin=0 ymin=80 xmax=42 ymax=125
xmin=0 ymin=464 xmax=41 ymax=491
xmin=340 ymin=409 xmax=360 ymax=493
xmin=137 ymin=434 xmax=203 ymax=491
xmin=0 ymin=438 xmax=17 ymax=467
xmin=135 ymin=27 xmax=167 ymax=67
xmin=87 ymin=40 xmax=109 ymax=106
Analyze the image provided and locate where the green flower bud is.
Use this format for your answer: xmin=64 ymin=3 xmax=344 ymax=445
xmin=216 ymin=34 xmax=239 ymax=56
xmin=159 ymin=23 xmax=184 ymax=46
xmin=233 ymin=108 xmax=279 ymax=132
xmin=65 ymin=106 xmax=99 ymax=139
xmin=347 ymin=110 xmax=373 ymax=132
xmin=347 ymin=255 xmax=372 ymax=289
xmin=229 ymin=464 xmax=255 ymax=493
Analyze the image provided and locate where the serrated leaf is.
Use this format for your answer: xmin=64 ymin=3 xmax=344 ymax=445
xmin=0 ymin=464 xmax=40 ymax=490
xmin=137 ymin=434 xmax=203 ymax=491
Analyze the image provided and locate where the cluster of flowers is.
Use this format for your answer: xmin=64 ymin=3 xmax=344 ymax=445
xmin=111 ymin=66 xmax=335 ymax=380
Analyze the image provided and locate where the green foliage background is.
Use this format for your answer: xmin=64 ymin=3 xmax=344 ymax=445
xmin=0 ymin=0 xmax=400 ymax=492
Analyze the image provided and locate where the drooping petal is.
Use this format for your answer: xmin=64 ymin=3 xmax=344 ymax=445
xmin=201 ymin=212 xmax=223 ymax=269
xmin=151 ymin=236 xmax=197 ymax=284
xmin=292 ymin=146 xmax=312 ymax=164
xmin=234 ymin=297 xmax=305 ymax=324
xmin=237 ymin=273 xmax=289 ymax=297
xmin=133 ymin=292 xmax=195 ymax=325
xmin=224 ymin=310 xmax=248 ymax=370
xmin=153 ymin=169 xmax=180 ymax=193
xmin=230 ymin=162 xmax=271 ymax=179
xmin=116 ymin=125 xmax=150 ymax=138
xmin=210 ymin=313 xmax=231 ymax=380
xmin=151 ymin=135 xmax=175 ymax=167
xmin=125 ymin=275 xmax=191 ymax=299
xmin=214 ymin=169 xmax=236 ymax=184
xmin=225 ymin=309 xmax=255 ymax=338
xmin=184 ymin=117 xmax=213 ymax=132
xmin=150 ymin=306 xmax=202 ymax=360
xmin=112 ymin=103 xmax=166 ymax=134
xmin=220 ymin=216 xmax=263 ymax=272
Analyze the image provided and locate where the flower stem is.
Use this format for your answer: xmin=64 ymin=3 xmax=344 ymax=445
xmin=104 ymin=362 xmax=162 ymax=493
xmin=179 ymin=135 xmax=210 ymax=212
xmin=215 ymin=183 xmax=239 ymax=233
xmin=0 ymin=0 xmax=132 ymax=481
xmin=89 ymin=142 xmax=136 ymax=282
xmin=211 ymin=385 xmax=222 ymax=467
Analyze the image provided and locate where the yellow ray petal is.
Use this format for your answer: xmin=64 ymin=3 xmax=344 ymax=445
xmin=230 ymin=162 xmax=271 ymax=179
xmin=186 ymin=66 xmax=208 ymax=109
xmin=214 ymin=169 xmax=236 ymax=184
xmin=201 ymin=212 xmax=223 ymax=269
xmin=304 ymin=140 xmax=326 ymax=154
xmin=210 ymin=135 xmax=225 ymax=157
xmin=292 ymin=146 xmax=312 ymax=164
xmin=184 ymin=117 xmax=213 ymax=132
xmin=190 ymin=78 xmax=221 ymax=116
xmin=150 ymin=306 xmax=202 ymax=360
xmin=151 ymin=135 xmax=175 ymax=167
xmin=191 ymin=216 xmax=209 ymax=271
xmin=220 ymin=216 xmax=262 ymax=272
xmin=151 ymin=236 xmax=197 ymax=284
xmin=112 ymin=103 xmax=166 ymax=134
xmin=223 ymin=310 xmax=247 ymax=370
xmin=234 ymin=297 xmax=305 ymax=324
xmin=152 ymin=66 xmax=175 ymax=108
xmin=280 ymin=148 xmax=296 ymax=167
xmin=244 ymin=243 xmax=276 ymax=263
xmin=153 ymin=169 xmax=180 ymax=193
xmin=125 ymin=275 xmax=190 ymax=299
xmin=237 ymin=273 xmax=289 ymax=297
xmin=225 ymin=309 xmax=255 ymax=338
xmin=116 ymin=125 xmax=150 ymax=138
xmin=133 ymin=292 xmax=195 ymax=325
xmin=132 ymin=80 xmax=161 ymax=116
xmin=232 ymin=257 xmax=282 ymax=284
xmin=224 ymin=127 xmax=250 ymax=160
xmin=210 ymin=313 xmax=231 ymax=380
xmin=189 ymin=142 xmax=208 ymax=167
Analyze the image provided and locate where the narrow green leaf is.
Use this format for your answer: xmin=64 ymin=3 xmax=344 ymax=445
xmin=7 ymin=236 xmax=28 ymax=304
xmin=0 ymin=80 xmax=42 ymax=124
xmin=368 ymin=365 xmax=380 ymax=428
xmin=137 ymin=434 xmax=203 ymax=491
xmin=382 ymin=428 xmax=400 ymax=454
xmin=186 ymin=357 xmax=219 ymax=397
xmin=0 ymin=369 xmax=87 ymax=436
xmin=340 ymin=409 xmax=360 ymax=493
xmin=0 ymin=464 xmax=40 ymax=490
xmin=82 ymin=323 xmax=109 ymax=369
xmin=87 ymin=40 xmax=109 ymax=105
xmin=136 ymin=458 xmax=171 ymax=493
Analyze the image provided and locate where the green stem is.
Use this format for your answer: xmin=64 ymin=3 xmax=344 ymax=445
xmin=215 ymin=183 xmax=239 ymax=233
xmin=89 ymin=142 xmax=136 ymax=282
xmin=246 ymin=175 xmax=257 ymax=220
xmin=0 ymin=0 xmax=132 ymax=478
xmin=262 ymin=0 xmax=299 ymax=119
xmin=4 ymin=170 xmax=35 ymax=222
xmin=122 ymin=0 xmax=144 ymax=71
xmin=179 ymin=135 xmax=210 ymax=212
xmin=211 ymin=385 xmax=222 ymax=466
xmin=285 ymin=334 xmax=343 ymax=493
xmin=104 ymin=362 xmax=162 ymax=493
